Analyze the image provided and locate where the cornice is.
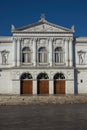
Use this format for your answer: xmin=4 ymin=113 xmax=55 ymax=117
xmin=12 ymin=31 xmax=73 ymax=34
xmin=76 ymin=38 xmax=87 ymax=43
xmin=0 ymin=36 xmax=13 ymax=43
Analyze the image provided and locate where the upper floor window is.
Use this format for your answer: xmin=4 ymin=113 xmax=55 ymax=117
xmin=54 ymin=47 xmax=63 ymax=63
xmin=38 ymin=47 xmax=48 ymax=63
xmin=22 ymin=47 xmax=32 ymax=63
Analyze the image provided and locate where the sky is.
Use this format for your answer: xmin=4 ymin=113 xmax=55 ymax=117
xmin=0 ymin=0 xmax=87 ymax=37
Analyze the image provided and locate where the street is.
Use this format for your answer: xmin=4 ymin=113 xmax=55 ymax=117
xmin=0 ymin=104 xmax=87 ymax=130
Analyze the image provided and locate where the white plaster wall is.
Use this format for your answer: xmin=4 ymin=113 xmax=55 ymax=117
xmin=66 ymin=80 xmax=74 ymax=94
xmin=12 ymin=80 xmax=20 ymax=94
xmin=77 ymin=69 xmax=87 ymax=94
xmin=0 ymin=70 xmax=12 ymax=94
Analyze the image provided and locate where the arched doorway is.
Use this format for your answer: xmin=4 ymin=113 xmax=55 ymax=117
xmin=54 ymin=73 xmax=65 ymax=94
xmin=37 ymin=73 xmax=49 ymax=94
xmin=21 ymin=73 xmax=33 ymax=94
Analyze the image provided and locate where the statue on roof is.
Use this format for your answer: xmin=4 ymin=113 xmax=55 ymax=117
xmin=39 ymin=14 xmax=47 ymax=22
xmin=11 ymin=24 xmax=15 ymax=31
xmin=41 ymin=14 xmax=45 ymax=20
xmin=71 ymin=25 xmax=75 ymax=32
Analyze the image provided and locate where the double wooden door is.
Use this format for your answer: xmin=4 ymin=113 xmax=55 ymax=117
xmin=37 ymin=80 xmax=49 ymax=94
xmin=21 ymin=80 xmax=32 ymax=94
xmin=54 ymin=80 xmax=65 ymax=94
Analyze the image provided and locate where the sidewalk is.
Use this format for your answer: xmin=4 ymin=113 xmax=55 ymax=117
xmin=0 ymin=95 xmax=87 ymax=105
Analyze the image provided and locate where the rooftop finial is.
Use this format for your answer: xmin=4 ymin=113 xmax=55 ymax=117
xmin=40 ymin=14 xmax=46 ymax=21
xmin=71 ymin=25 xmax=75 ymax=32
xmin=11 ymin=24 xmax=15 ymax=31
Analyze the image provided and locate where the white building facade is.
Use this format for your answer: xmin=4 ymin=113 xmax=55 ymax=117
xmin=0 ymin=17 xmax=87 ymax=95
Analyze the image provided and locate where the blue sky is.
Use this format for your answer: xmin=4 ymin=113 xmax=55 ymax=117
xmin=0 ymin=0 xmax=87 ymax=36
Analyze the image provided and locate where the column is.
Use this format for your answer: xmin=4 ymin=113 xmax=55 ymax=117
xmin=33 ymin=73 xmax=37 ymax=95
xmin=49 ymin=38 xmax=53 ymax=66
xmin=33 ymin=39 xmax=36 ymax=66
xmin=65 ymin=39 xmax=69 ymax=66
xmin=69 ymin=38 xmax=73 ymax=67
xmin=49 ymin=80 xmax=54 ymax=95
xmin=12 ymin=38 xmax=17 ymax=66
xmin=17 ymin=38 xmax=21 ymax=66
xmin=33 ymin=80 xmax=37 ymax=95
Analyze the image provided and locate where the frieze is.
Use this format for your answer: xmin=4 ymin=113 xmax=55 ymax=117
xmin=37 ymin=38 xmax=49 ymax=49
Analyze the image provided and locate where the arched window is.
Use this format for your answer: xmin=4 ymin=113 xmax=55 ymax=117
xmin=54 ymin=47 xmax=63 ymax=63
xmin=22 ymin=47 xmax=32 ymax=63
xmin=54 ymin=73 xmax=65 ymax=80
xmin=37 ymin=73 xmax=49 ymax=80
xmin=21 ymin=73 xmax=32 ymax=80
xmin=38 ymin=47 xmax=48 ymax=63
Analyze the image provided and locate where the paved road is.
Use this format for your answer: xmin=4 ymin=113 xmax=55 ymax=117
xmin=0 ymin=104 xmax=87 ymax=130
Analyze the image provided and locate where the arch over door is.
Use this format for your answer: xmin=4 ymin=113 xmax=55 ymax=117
xmin=21 ymin=73 xmax=33 ymax=94
xmin=37 ymin=73 xmax=49 ymax=94
xmin=54 ymin=73 xmax=65 ymax=94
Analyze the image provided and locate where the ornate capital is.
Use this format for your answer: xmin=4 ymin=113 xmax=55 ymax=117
xmin=69 ymin=38 xmax=73 ymax=42
xmin=48 ymin=38 xmax=53 ymax=42
xmin=13 ymin=37 xmax=18 ymax=43
xmin=64 ymin=38 xmax=69 ymax=42
xmin=16 ymin=38 xmax=22 ymax=43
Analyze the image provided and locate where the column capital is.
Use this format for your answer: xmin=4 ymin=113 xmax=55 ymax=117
xmin=69 ymin=38 xmax=73 ymax=42
xmin=13 ymin=37 xmax=17 ymax=42
xmin=32 ymin=38 xmax=37 ymax=42
xmin=15 ymin=38 xmax=22 ymax=42
xmin=64 ymin=38 xmax=69 ymax=42
xmin=48 ymin=37 xmax=53 ymax=42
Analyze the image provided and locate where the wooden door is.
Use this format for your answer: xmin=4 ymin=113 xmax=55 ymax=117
xmin=54 ymin=80 xmax=65 ymax=94
xmin=38 ymin=80 xmax=49 ymax=94
xmin=21 ymin=80 xmax=32 ymax=94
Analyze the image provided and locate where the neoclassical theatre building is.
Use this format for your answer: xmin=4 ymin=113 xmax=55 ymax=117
xmin=0 ymin=16 xmax=87 ymax=95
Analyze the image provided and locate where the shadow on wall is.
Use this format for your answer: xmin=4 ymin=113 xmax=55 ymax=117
xmin=74 ymin=69 xmax=79 ymax=94
xmin=73 ymin=37 xmax=78 ymax=94
xmin=73 ymin=37 xmax=76 ymax=67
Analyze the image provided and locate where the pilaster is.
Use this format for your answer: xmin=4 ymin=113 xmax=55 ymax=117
xmin=49 ymin=80 xmax=54 ymax=94
xmin=65 ymin=38 xmax=69 ymax=66
xmin=33 ymin=73 xmax=37 ymax=95
xmin=17 ymin=38 xmax=21 ymax=67
xmin=33 ymin=38 xmax=37 ymax=66
xmin=33 ymin=80 xmax=37 ymax=95
xmin=12 ymin=38 xmax=17 ymax=66
xmin=69 ymin=38 xmax=73 ymax=67
xmin=49 ymin=38 xmax=53 ymax=66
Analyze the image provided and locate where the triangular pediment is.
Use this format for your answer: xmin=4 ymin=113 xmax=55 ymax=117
xmin=22 ymin=23 xmax=68 ymax=32
xmin=12 ymin=19 xmax=74 ymax=33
